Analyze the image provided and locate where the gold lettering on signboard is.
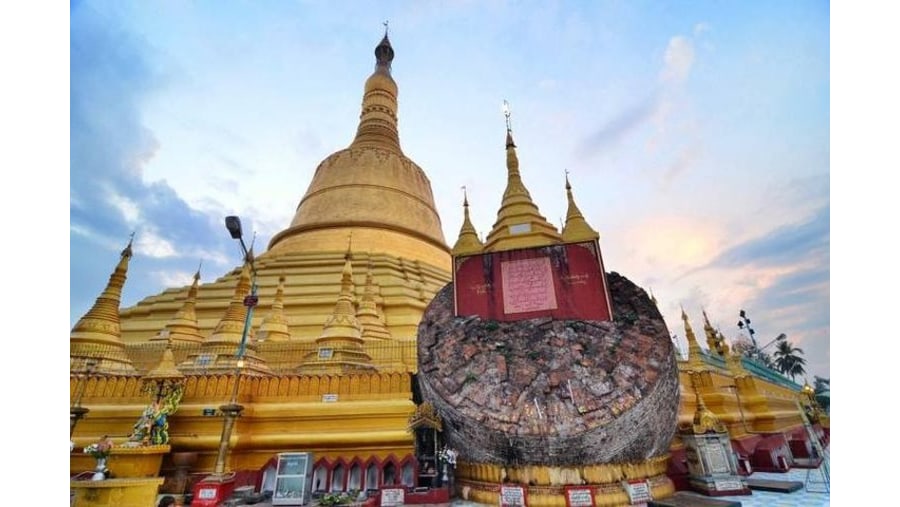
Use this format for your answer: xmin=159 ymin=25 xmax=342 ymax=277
xmin=470 ymin=283 xmax=493 ymax=295
xmin=501 ymin=257 xmax=558 ymax=314
xmin=561 ymin=273 xmax=590 ymax=285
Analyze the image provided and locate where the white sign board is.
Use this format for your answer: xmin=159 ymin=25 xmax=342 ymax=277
xmin=713 ymin=478 xmax=744 ymax=491
xmin=322 ymin=394 xmax=338 ymax=402
xmin=380 ymin=488 xmax=405 ymax=507
xmin=623 ymin=480 xmax=652 ymax=504
xmin=500 ymin=485 xmax=527 ymax=507
xmin=565 ymin=487 xmax=594 ymax=507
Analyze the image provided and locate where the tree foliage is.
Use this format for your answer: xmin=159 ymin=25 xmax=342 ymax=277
xmin=773 ymin=340 xmax=807 ymax=381
xmin=813 ymin=376 xmax=830 ymax=412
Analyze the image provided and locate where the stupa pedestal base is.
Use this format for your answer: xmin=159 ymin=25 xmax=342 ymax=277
xmin=455 ymin=458 xmax=676 ymax=507
xmin=687 ymin=475 xmax=751 ymax=497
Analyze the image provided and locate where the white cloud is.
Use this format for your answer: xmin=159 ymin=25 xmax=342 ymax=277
xmin=693 ymin=22 xmax=710 ymax=36
xmin=135 ymin=228 xmax=178 ymax=258
xmin=152 ymin=269 xmax=196 ymax=288
xmin=105 ymin=187 xmax=141 ymax=225
xmin=660 ymin=36 xmax=695 ymax=85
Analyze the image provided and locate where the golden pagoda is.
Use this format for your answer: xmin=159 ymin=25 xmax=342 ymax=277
xmin=150 ymin=267 xmax=203 ymax=344
xmin=561 ymin=173 xmax=600 ymax=242
xmin=72 ymin=33 xmax=452 ymax=484
xmin=297 ymin=248 xmax=376 ymax=374
xmin=70 ymin=30 xmax=824 ymax=503
xmin=450 ymin=190 xmax=483 ymax=256
xmin=256 ymin=275 xmax=290 ymax=343
xmin=482 ymin=128 xmax=562 ymax=252
xmin=70 ymin=237 xmax=138 ymax=375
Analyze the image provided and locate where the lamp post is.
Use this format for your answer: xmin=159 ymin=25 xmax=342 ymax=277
xmin=71 ymin=358 xmax=98 ymax=437
xmin=736 ymin=309 xmax=757 ymax=349
xmin=212 ymin=215 xmax=259 ymax=478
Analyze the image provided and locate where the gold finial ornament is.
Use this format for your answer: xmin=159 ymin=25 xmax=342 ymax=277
xmin=451 ymin=186 xmax=484 ymax=256
xmin=70 ymin=236 xmax=138 ymax=374
xmin=502 ymin=99 xmax=512 ymax=132
xmin=408 ymin=401 xmax=443 ymax=431
xmin=561 ymin=172 xmax=600 ymax=242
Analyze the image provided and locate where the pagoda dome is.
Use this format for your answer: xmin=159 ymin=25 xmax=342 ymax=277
xmin=268 ymin=33 xmax=450 ymax=270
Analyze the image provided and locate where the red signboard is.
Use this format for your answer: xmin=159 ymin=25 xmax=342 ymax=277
xmin=453 ymin=242 xmax=612 ymax=322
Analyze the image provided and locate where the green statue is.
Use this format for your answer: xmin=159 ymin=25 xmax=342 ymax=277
xmin=128 ymin=384 xmax=184 ymax=445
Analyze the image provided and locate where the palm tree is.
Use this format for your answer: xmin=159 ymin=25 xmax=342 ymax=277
xmin=773 ymin=340 xmax=806 ymax=381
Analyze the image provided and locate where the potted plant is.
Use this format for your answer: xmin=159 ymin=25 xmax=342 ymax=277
xmin=83 ymin=435 xmax=114 ymax=480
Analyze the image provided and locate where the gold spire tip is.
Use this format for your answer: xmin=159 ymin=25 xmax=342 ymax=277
xmin=502 ymin=99 xmax=512 ymax=133
xmin=122 ymin=232 xmax=135 ymax=257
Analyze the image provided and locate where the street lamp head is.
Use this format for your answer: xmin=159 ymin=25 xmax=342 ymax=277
xmin=225 ymin=216 xmax=243 ymax=239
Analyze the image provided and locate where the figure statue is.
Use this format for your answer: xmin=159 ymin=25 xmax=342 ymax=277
xmin=128 ymin=384 xmax=184 ymax=445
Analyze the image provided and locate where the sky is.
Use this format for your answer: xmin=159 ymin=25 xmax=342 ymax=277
xmin=67 ymin=0 xmax=831 ymax=381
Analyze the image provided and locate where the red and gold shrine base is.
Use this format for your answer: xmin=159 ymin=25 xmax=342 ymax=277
xmin=453 ymin=242 xmax=612 ymax=322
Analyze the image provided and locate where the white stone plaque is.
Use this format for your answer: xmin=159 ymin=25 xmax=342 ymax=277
xmin=704 ymin=443 xmax=731 ymax=474
xmin=566 ymin=487 xmax=594 ymax=507
xmin=501 ymin=257 xmax=558 ymax=314
xmin=500 ymin=485 xmax=526 ymax=506
xmin=713 ymin=478 xmax=743 ymax=491
xmin=623 ymin=480 xmax=652 ymax=504
xmin=380 ymin=488 xmax=405 ymax=507
xmin=509 ymin=223 xmax=532 ymax=235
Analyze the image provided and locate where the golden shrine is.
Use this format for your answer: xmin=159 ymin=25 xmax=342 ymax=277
xmin=70 ymin=32 xmax=827 ymax=506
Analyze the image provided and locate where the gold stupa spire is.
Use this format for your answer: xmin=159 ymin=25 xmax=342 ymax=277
xmin=351 ymin=30 xmax=401 ymax=153
xmin=689 ymin=375 xmax=727 ymax=434
xmin=150 ymin=267 xmax=203 ymax=344
xmin=681 ymin=307 xmax=706 ymax=371
xmin=561 ymin=173 xmax=599 ymax=242
xmin=70 ymin=236 xmax=137 ymax=375
xmin=299 ymin=246 xmax=375 ymax=373
xmin=451 ymin=187 xmax=484 ymax=256
xmin=701 ymin=309 xmax=720 ymax=355
xmin=257 ymin=275 xmax=291 ymax=342
xmin=269 ymin=31 xmax=449 ymax=269
xmin=718 ymin=330 xmax=747 ymax=376
xmin=483 ymin=108 xmax=562 ymax=252
xmin=179 ymin=262 xmax=272 ymax=376
xmin=357 ymin=257 xmax=392 ymax=341
xmin=145 ymin=334 xmax=184 ymax=382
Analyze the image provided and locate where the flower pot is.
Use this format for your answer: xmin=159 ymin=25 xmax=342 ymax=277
xmin=108 ymin=444 xmax=171 ymax=478
xmin=92 ymin=457 xmax=108 ymax=480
